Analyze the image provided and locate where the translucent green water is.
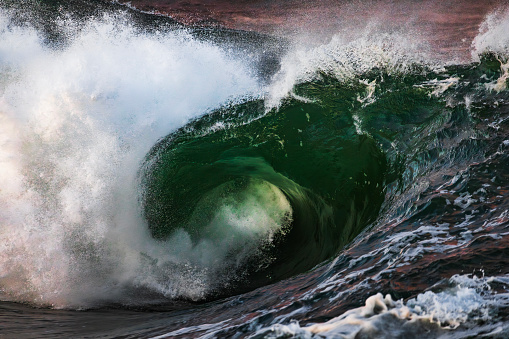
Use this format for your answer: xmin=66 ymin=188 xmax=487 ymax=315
xmin=139 ymin=54 xmax=507 ymax=294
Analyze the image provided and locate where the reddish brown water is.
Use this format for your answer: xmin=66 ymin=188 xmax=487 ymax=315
xmin=115 ymin=0 xmax=504 ymax=60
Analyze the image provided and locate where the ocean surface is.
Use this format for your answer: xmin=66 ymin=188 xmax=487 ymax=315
xmin=1 ymin=0 xmax=509 ymax=337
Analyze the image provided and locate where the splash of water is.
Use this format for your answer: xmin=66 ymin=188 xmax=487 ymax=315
xmin=0 ymin=11 xmax=259 ymax=307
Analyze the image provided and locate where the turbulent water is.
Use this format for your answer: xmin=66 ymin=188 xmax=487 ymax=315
xmin=2 ymin=0 xmax=509 ymax=338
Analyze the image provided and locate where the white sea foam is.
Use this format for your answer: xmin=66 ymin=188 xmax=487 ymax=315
xmin=0 ymin=11 xmax=261 ymax=307
xmin=249 ymin=274 xmax=505 ymax=339
xmin=472 ymin=7 xmax=509 ymax=60
xmin=472 ymin=7 xmax=509 ymax=93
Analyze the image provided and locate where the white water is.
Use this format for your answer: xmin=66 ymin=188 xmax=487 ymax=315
xmin=472 ymin=7 xmax=509 ymax=61
xmin=473 ymin=7 xmax=509 ymax=93
xmin=249 ymin=274 xmax=506 ymax=339
xmin=0 ymin=11 xmax=262 ymax=307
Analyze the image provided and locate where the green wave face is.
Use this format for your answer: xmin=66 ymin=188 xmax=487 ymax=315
xmin=140 ymin=80 xmax=390 ymax=294
xmin=140 ymin=53 xmax=504 ymax=296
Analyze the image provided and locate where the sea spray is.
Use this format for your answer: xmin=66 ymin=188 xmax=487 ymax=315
xmin=0 ymin=10 xmax=259 ymax=307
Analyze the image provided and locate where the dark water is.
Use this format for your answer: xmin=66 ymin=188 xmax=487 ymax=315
xmin=1 ymin=1 xmax=509 ymax=338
